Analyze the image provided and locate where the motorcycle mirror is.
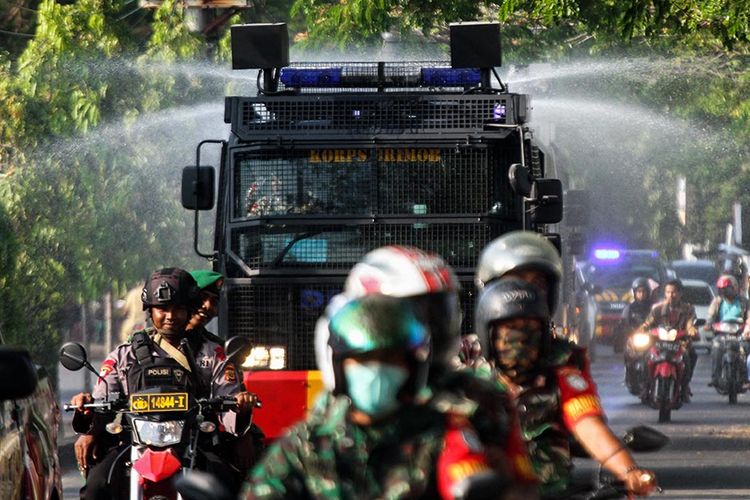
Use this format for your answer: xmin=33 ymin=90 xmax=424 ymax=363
xmin=0 ymin=348 xmax=38 ymax=400
xmin=224 ymin=336 xmax=252 ymax=364
xmin=622 ymin=425 xmax=670 ymax=452
xmin=59 ymin=342 xmax=89 ymax=372
xmin=693 ymin=318 xmax=706 ymax=327
xmin=174 ymin=470 xmax=232 ymax=500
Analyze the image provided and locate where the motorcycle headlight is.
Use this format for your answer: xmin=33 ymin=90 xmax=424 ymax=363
xmin=658 ymin=328 xmax=678 ymax=342
xmin=133 ymin=419 xmax=185 ymax=447
xmin=242 ymin=345 xmax=287 ymax=370
xmin=632 ymin=333 xmax=652 ymax=350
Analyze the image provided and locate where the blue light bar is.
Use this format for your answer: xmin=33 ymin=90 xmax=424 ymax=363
xmin=593 ymin=248 xmax=621 ymax=260
xmin=421 ymin=67 xmax=481 ymax=86
xmin=280 ymin=67 xmax=342 ymax=87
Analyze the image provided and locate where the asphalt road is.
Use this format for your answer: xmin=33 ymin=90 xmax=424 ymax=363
xmin=58 ymin=344 xmax=750 ymax=498
xmin=574 ymin=343 xmax=750 ymax=498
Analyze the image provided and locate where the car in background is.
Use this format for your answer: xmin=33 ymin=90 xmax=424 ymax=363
xmin=681 ymin=279 xmax=717 ymax=352
xmin=670 ymin=259 xmax=720 ymax=293
xmin=0 ymin=347 xmax=62 ymax=500
xmin=571 ymin=248 xmax=674 ymax=348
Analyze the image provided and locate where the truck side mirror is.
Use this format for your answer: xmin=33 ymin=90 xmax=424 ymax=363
xmin=528 ymin=178 xmax=563 ymax=224
xmin=181 ymin=166 xmax=215 ymax=211
xmin=0 ymin=348 xmax=38 ymax=400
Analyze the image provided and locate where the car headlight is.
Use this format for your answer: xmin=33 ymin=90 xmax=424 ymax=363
xmin=632 ymin=332 xmax=652 ymax=350
xmin=242 ymin=346 xmax=287 ymax=370
xmin=133 ymin=419 xmax=185 ymax=447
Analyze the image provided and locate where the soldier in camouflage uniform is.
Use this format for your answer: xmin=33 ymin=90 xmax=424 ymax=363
xmin=244 ymin=293 xmax=512 ymax=499
xmin=329 ymin=246 xmax=537 ymax=493
xmin=474 ymin=232 xmax=658 ymax=498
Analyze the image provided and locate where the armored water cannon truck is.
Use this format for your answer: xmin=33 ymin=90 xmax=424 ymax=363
xmin=181 ymin=22 xmax=563 ymax=439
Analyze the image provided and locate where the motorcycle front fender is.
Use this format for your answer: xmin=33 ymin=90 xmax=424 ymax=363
xmin=653 ymin=362 xmax=676 ymax=379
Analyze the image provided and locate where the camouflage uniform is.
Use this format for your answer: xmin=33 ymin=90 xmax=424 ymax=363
xmin=489 ymin=338 xmax=604 ymax=497
xmin=243 ymin=391 xmax=497 ymax=499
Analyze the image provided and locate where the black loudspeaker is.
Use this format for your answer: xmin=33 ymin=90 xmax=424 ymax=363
xmin=231 ymin=23 xmax=290 ymax=70
xmin=450 ymin=22 xmax=502 ymax=68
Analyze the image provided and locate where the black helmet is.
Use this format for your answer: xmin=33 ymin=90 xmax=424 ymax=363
xmin=474 ymin=278 xmax=550 ymax=360
xmin=631 ymin=277 xmax=650 ymax=295
xmin=141 ymin=267 xmax=200 ymax=311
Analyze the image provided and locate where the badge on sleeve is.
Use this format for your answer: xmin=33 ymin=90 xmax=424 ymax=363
xmin=224 ymin=364 xmax=237 ymax=382
xmin=566 ymin=373 xmax=589 ymax=391
xmin=99 ymin=359 xmax=115 ymax=377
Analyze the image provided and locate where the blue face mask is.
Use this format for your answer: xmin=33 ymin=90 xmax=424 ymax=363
xmin=344 ymin=362 xmax=409 ymax=418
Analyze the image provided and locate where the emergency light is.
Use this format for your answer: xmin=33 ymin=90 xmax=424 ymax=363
xmin=279 ymin=67 xmax=343 ymax=87
xmin=593 ymin=248 xmax=621 ymax=260
xmin=420 ymin=68 xmax=481 ymax=86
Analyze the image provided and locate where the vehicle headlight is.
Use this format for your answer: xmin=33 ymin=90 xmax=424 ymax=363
xmin=133 ymin=419 xmax=184 ymax=447
xmin=242 ymin=345 xmax=287 ymax=370
xmin=658 ymin=328 xmax=678 ymax=341
xmin=632 ymin=333 xmax=652 ymax=350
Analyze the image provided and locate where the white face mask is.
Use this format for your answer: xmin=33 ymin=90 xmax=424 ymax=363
xmin=344 ymin=361 xmax=409 ymax=418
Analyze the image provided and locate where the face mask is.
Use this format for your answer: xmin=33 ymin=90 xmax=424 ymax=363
xmin=344 ymin=362 xmax=409 ymax=418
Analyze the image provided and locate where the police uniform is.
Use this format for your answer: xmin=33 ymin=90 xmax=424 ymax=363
xmin=492 ymin=338 xmax=604 ymax=497
xmin=75 ymin=328 xmax=242 ymax=500
xmin=243 ymin=391 xmax=502 ymax=500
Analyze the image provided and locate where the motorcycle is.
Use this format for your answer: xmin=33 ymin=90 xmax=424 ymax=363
xmin=60 ymin=337 xmax=259 ymax=500
xmin=645 ymin=326 xmax=689 ymax=423
xmin=710 ymin=320 xmax=748 ymax=404
xmin=623 ymin=329 xmax=653 ymax=402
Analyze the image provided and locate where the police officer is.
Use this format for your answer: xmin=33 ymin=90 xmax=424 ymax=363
xmin=474 ymin=231 xmax=657 ymax=498
xmin=243 ymin=293 xmax=509 ymax=499
xmin=640 ymin=278 xmax=698 ymax=402
xmin=187 ymin=269 xmax=224 ymax=336
xmin=70 ymin=267 xmax=255 ymax=500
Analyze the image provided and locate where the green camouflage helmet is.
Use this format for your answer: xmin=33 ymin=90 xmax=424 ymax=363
xmin=325 ymin=294 xmax=430 ymax=396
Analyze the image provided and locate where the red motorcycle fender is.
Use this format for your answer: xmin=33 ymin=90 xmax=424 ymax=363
xmin=132 ymin=448 xmax=182 ymax=484
xmin=653 ymin=362 xmax=676 ymax=379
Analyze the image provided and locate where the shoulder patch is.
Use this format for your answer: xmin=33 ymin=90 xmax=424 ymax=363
xmin=99 ymin=358 xmax=116 ymax=377
xmin=565 ymin=373 xmax=589 ymax=391
xmin=215 ymin=346 xmax=226 ymax=362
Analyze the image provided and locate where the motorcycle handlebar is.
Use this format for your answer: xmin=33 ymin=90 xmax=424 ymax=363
xmin=63 ymin=402 xmax=116 ymax=412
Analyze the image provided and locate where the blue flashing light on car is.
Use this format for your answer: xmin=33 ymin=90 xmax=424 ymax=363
xmin=593 ymin=248 xmax=622 ymax=261
xmin=280 ymin=67 xmax=343 ymax=87
xmin=421 ymin=68 xmax=481 ymax=86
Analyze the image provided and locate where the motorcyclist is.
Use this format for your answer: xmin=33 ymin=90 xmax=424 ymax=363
xmin=475 ymin=278 xmax=658 ymax=499
xmin=706 ymin=274 xmax=750 ymax=388
xmin=243 ymin=293 xmax=512 ymax=499
xmin=325 ymin=246 xmax=538 ymax=492
xmin=639 ymin=278 xmax=698 ymax=402
xmin=188 ymin=269 xmax=265 ymax=472
xmin=618 ymin=278 xmax=654 ymax=351
xmin=70 ymin=267 xmax=257 ymax=500
xmin=473 ymin=232 xmax=657 ymax=498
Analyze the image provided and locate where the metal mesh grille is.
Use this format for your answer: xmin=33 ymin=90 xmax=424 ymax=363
xmin=234 ymin=94 xmax=510 ymax=138
xmin=227 ymin=277 xmax=477 ymax=370
xmin=234 ymin=148 xmax=492 ymax=218
xmin=231 ymin=222 xmax=512 ymax=270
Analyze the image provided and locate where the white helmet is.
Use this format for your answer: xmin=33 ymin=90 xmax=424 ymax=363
xmin=343 ymin=246 xmax=462 ymax=371
xmin=475 ymin=231 xmax=562 ymax=313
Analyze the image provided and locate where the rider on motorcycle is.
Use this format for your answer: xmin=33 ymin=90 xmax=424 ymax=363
xmin=618 ymin=278 xmax=654 ymax=347
xmin=475 ymin=277 xmax=657 ymax=499
xmin=473 ymin=231 xmax=657 ymax=498
xmin=707 ymin=274 xmax=750 ymax=388
xmin=621 ymin=278 xmax=655 ymax=395
xmin=244 ymin=292 xmax=516 ymax=499
xmin=639 ymin=278 xmax=698 ymax=402
xmin=323 ymin=246 xmax=537 ymax=491
xmin=70 ymin=267 xmax=257 ymax=500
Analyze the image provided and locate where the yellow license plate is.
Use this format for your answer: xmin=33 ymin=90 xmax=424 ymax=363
xmin=129 ymin=393 xmax=189 ymax=413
